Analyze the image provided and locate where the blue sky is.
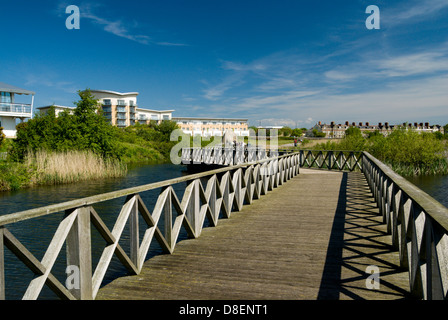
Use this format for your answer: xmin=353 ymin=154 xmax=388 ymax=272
xmin=2 ymin=0 xmax=448 ymax=127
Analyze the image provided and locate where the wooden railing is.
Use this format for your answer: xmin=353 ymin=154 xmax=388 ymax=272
xmin=0 ymin=152 xmax=301 ymax=300
xmin=299 ymin=150 xmax=363 ymax=171
xmin=362 ymin=152 xmax=448 ymax=300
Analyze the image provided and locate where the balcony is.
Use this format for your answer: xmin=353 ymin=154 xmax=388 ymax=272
xmin=116 ymin=107 xmax=126 ymax=113
xmin=0 ymin=103 xmax=32 ymax=116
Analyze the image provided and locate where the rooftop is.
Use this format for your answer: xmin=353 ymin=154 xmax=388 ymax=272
xmin=0 ymin=82 xmax=35 ymax=95
xmin=90 ymin=89 xmax=139 ymax=97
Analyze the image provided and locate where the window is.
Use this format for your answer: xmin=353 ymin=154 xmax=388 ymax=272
xmin=1 ymin=92 xmax=12 ymax=103
xmin=117 ymin=107 xmax=126 ymax=113
xmin=151 ymin=115 xmax=158 ymax=121
xmin=103 ymin=99 xmax=111 ymax=105
xmin=117 ymin=100 xmax=126 ymax=106
xmin=163 ymin=115 xmax=170 ymax=120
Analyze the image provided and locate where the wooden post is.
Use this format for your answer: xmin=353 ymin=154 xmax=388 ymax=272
xmin=186 ymin=180 xmax=199 ymax=238
xmin=0 ymin=227 xmax=4 ymax=300
xmin=66 ymin=207 xmax=93 ymax=300
xmin=129 ymin=195 xmax=139 ymax=268
xmin=164 ymin=188 xmax=173 ymax=251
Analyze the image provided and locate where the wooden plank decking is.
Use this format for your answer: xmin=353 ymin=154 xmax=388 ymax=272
xmin=96 ymin=169 xmax=412 ymax=300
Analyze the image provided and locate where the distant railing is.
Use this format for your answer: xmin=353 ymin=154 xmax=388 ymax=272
xmin=299 ymin=150 xmax=363 ymax=172
xmin=362 ymin=151 xmax=448 ymax=300
xmin=0 ymin=152 xmax=301 ymax=300
xmin=181 ymin=147 xmax=278 ymax=166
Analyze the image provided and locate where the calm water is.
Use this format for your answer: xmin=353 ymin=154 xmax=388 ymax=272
xmin=0 ymin=163 xmax=190 ymax=300
xmin=406 ymin=174 xmax=448 ymax=208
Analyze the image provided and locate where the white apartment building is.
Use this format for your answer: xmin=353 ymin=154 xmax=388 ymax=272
xmin=0 ymin=82 xmax=35 ymax=138
xmin=90 ymin=90 xmax=174 ymax=127
xmin=91 ymin=90 xmax=139 ymax=127
xmin=136 ymin=108 xmax=174 ymax=124
xmin=173 ymin=117 xmax=250 ymax=137
xmin=38 ymin=90 xmax=174 ymax=127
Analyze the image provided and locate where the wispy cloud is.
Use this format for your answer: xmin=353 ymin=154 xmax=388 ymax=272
xmin=83 ymin=10 xmax=151 ymax=45
xmin=57 ymin=1 xmax=186 ymax=46
xmin=385 ymin=0 xmax=448 ymax=26
xmin=199 ymin=36 xmax=448 ymax=126
xmin=202 ymin=73 xmax=246 ymax=101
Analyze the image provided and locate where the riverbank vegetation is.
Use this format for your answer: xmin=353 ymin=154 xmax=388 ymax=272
xmin=0 ymin=89 xmax=179 ymax=191
xmin=308 ymin=126 xmax=448 ymax=176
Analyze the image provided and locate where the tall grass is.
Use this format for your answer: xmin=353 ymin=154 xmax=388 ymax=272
xmin=25 ymin=150 xmax=127 ymax=185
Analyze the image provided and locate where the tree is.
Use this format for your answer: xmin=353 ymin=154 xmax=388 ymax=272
xmin=366 ymin=130 xmax=382 ymax=139
xmin=280 ymin=126 xmax=292 ymax=137
xmin=74 ymin=89 xmax=100 ymax=122
xmin=345 ymin=126 xmax=362 ymax=137
xmin=0 ymin=127 xmax=5 ymax=148
xmin=72 ymin=89 xmax=118 ymax=158
xmin=291 ymin=128 xmax=303 ymax=137
xmin=311 ymin=129 xmax=325 ymax=138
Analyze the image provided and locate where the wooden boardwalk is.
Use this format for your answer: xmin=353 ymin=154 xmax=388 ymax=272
xmin=96 ymin=169 xmax=412 ymax=300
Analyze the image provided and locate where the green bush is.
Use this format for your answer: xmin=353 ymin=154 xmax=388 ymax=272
xmin=0 ymin=161 xmax=33 ymax=191
xmin=312 ymin=127 xmax=448 ymax=176
xmin=11 ymin=89 xmax=118 ymax=161
xmin=0 ymin=127 xmax=5 ymax=148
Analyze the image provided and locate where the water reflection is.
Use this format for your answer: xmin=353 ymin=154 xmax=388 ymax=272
xmin=0 ymin=163 xmax=190 ymax=300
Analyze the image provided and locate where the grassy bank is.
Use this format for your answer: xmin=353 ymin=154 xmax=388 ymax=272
xmin=0 ymin=150 xmax=127 ymax=191
xmin=0 ymin=90 xmax=181 ymax=192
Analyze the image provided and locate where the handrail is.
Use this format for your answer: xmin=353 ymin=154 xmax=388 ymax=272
xmin=0 ymin=152 xmax=301 ymax=300
xmin=0 ymin=152 xmax=295 ymax=227
xmin=363 ymin=151 xmax=448 ymax=231
xmin=362 ymin=151 xmax=448 ymax=300
xmin=181 ymin=146 xmax=279 ymax=166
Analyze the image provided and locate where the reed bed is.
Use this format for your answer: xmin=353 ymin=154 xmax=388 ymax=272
xmin=25 ymin=150 xmax=127 ymax=185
